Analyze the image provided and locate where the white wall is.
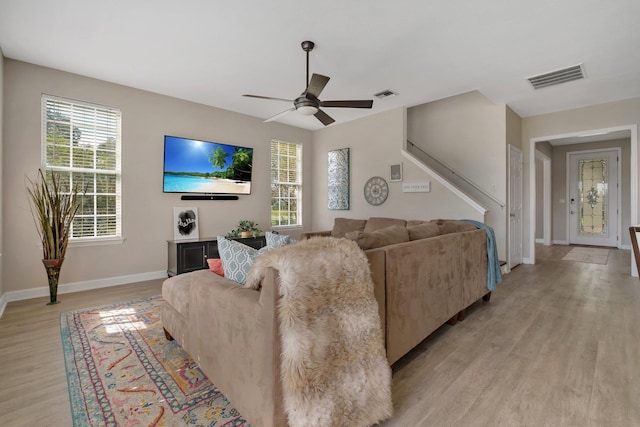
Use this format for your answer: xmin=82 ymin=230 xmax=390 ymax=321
xmin=407 ymin=91 xmax=508 ymax=259
xmin=3 ymin=59 xmax=312 ymax=296
xmin=522 ymin=97 xmax=640 ymax=262
xmin=309 ymin=108 xmax=480 ymax=232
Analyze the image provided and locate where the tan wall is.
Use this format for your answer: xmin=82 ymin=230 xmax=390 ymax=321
xmin=0 ymin=49 xmax=4 ymax=298
xmin=522 ymin=97 xmax=640 ymax=261
xmin=407 ymin=91 xmax=508 ymax=259
xmin=3 ymin=59 xmax=312 ymax=293
xmin=309 ymin=108 xmax=481 ymax=232
xmin=551 ymin=139 xmax=631 ymax=246
xmin=507 ymin=106 xmax=523 ymax=150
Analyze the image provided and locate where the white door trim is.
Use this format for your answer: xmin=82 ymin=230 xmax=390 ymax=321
xmin=527 ymin=124 xmax=638 ymax=276
xmin=565 ymin=148 xmax=621 ymax=247
xmin=508 ymin=145 xmax=523 ymax=270
xmin=535 ymin=150 xmax=552 ymax=246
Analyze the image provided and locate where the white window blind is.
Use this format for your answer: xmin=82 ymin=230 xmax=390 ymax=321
xmin=271 ymin=140 xmax=302 ymax=227
xmin=42 ymin=95 xmax=122 ymax=240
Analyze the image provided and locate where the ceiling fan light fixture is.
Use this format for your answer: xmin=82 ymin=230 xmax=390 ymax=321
xmin=297 ymin=105 xmax=319 ymax=115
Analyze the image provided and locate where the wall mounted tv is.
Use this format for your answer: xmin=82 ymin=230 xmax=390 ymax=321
xmin=163 ymin=135 xmax=253 ymax=195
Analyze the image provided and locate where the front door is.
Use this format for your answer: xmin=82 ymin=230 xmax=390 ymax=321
xmin=568 ymin=149 xmax=619 ymax=247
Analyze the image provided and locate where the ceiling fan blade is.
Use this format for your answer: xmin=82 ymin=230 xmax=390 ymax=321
xmin=306 ymin=74 xmax=330 ymax=98
xmin=264 ymin=107 xmax=296 ymax=123
xmin=314 ymin=109 xmax=335 ymax=126
xmin=243 ymin=94 xmax=293 ymax=103
xmin=320 ymin=100 xmax=373 ymax=109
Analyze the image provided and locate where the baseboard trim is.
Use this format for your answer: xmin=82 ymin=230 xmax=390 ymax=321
xmin=620 ymin=244 xmax=632 ymax=250
xmin=523 ymin=257 xmax=533 ymax=264
xmin=0 ymin=293 xmax=7 ymax=319
xmin=535 ymin=238 xmax=544 ymax=244
xmin=553 ymin=240 xmax=569 ymax=245
xmin=4 ymin=270 xmax=168 ymax=304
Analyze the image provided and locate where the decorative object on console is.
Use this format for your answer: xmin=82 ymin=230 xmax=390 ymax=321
xmin=227 ymin=219 xmax=262 ymax=238
xmin=364 ymin=176 xmax=389 ymax=206
xmin=173 ymin=207 xmax=199 ymax=241
xmin=26 ymin=169 xmax=82 ymax=305
xmin=328 ymin=147 xmax=350 ymax=210
xmin=390 ymin=163 xmax=403 ymax=182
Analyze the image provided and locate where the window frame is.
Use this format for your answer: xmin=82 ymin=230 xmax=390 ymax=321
xmin=270 ymin=139 xmax=303 ymax=229
xmin=41 ymin=94 xmax=123 ymax=246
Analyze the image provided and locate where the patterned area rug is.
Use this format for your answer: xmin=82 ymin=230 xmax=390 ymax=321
xmin=561 ymin=246 xmax=610 ymax=265
xmin=60 ymin=295 xmax=248 ymax=426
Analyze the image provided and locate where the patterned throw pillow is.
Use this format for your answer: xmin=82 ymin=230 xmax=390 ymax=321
xmin=265 ymin=231 xmax=295 ymax=249
xmin=217 ymin=236 xmax=261 ymax=285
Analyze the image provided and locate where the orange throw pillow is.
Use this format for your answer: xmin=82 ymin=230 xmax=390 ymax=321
xmin=207 ymin=258 xmax=225 ymax=277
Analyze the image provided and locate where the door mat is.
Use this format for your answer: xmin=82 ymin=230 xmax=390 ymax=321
xmin=561 ymin=247 xmax=610 ymax=265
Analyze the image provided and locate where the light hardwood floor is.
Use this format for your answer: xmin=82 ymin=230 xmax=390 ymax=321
xmin=1 ymin=246 xmax=638 ymax=426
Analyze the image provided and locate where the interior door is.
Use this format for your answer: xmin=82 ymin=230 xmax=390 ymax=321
xmin=509 ymin=145 xmax=523 ymax=268
xmin=568 ymin=150 xmax=619 ymax=247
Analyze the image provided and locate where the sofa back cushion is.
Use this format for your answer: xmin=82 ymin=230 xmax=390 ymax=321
xmin=407 ymin=222 xmax=440 ymax=240
xmin=345 ymin=224 xmax=410 ymax=250
xmin=363 ymin=217 xmax=407 ymax=233
xmin=433 ymin=219 xmax=478 ymax=235
xmin=331 ymin=218 xmax=367 ymax=238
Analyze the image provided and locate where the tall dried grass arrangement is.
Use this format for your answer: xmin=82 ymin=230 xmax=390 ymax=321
xmin=26 ymin=169 xmax=81 ymax=260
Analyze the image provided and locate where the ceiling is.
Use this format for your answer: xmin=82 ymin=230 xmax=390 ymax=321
xmin=1 ymin=0 xmax=639 ymax=131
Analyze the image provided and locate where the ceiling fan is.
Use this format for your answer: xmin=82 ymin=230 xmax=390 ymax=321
xmin=243 ymin=41 xmax=373 ymax=126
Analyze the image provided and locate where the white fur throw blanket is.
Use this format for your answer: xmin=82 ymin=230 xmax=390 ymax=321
xmin=246 ymin=237 xmax=393 ymax=427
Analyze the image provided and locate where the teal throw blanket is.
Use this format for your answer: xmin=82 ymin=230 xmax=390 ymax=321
xmin=461 ymin=220 xmax=502 ymax=291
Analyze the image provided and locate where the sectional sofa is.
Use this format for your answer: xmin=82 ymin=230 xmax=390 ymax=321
xmin=161 ymin=217 xmax=494 ymax=426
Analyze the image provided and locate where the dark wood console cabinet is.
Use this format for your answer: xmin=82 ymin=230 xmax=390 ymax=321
xmin=167 ymin=236 xmax=266 ymax=276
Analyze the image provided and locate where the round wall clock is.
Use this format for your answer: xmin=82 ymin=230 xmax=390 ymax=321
xmin=364 ymin=176 xmax=389 ymax=206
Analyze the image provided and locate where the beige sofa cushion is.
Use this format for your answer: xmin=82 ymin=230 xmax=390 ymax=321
xmin=363 ymin=217 xmax=407 ymax=232
xmin=407 ymin=222 xmax=440 ymax=240
xmin=406 ymin=219 xmax=426 ymax=227
xmin=331 ymin=218 xmax=367 ymax=238
xmin=434 ymin=219 xmax=478 ymax=235
xmin=345 ymin=224 xmax=410 ymax=250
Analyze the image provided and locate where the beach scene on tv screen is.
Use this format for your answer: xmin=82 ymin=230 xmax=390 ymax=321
xmin=163 ymin=136 xmax=252 ymax=194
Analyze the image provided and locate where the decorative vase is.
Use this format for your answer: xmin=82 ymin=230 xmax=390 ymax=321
xmin=240 ymin=231 xmax=253 ymax=238
xmin=42 ymin=258 xmax=64 ymax=305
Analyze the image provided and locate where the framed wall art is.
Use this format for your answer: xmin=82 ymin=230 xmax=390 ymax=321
xmin=327 ymin=148 xmax=350 ymax=210
xmin=173 ymin=207 xmax=199 ymax=240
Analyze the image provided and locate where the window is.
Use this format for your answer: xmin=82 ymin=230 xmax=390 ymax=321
xmin=271 ymin=140 xmax=302 ymax=227
xmin=42 ymin=95 xmax=122 ymax=242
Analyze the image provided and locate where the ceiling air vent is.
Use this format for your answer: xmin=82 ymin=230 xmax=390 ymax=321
xmin=374 ymin=90 xmax=398 ymax=99
xmin=527 ymin=64 xmax=585 ymax=89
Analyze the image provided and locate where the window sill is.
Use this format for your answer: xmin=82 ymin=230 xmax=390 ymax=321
xmin=69 ymin=237 xmax=125 ymax=248
xmin=272 ymin=225 xmax=303 ymax=231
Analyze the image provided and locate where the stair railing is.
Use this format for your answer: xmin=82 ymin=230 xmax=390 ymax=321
xmin=406 ymin=140 xmax=505 ymax=209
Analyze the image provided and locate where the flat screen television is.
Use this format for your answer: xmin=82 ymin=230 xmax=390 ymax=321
xmin=163 ymin=135 xmax=253 ymax=195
